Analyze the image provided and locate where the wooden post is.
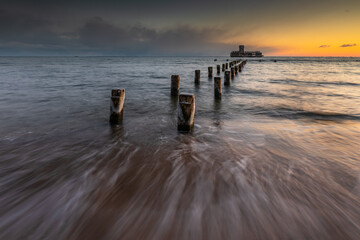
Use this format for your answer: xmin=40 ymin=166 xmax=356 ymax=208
xmin=217 ymin=65 xmax=220 ymax=74
xmin=171 ymin=75 xmax=180 ymax=96
xmin=222 ymin=64 xmax=225 ymax=72
xmin=239 ymin=64 xmax=242 ymax=72
xmin=225 ymin=63 xmax=228 ymax=69
xmin=208 ymin=67 xmax=213 ymax=78
xmin=235 ymin=65 xmax=239 ymax=74
xmin=178 ymin=93 xmax=195 ymax=132
xmin=214 ymin=77 xmax=222 ymax=99
xmin=110 ymin=89 xmax=125 ymax=124
xmin=224 ymin=71 xmax=231 ymax=86
xmin=195 ymin=70 xmax=200 ymax=84
xmin=231 ymin=67 xmax=235 ymax=79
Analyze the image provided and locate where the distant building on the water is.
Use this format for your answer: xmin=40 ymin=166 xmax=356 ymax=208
xmin=230 ymin=45 xmax=263 ymax=57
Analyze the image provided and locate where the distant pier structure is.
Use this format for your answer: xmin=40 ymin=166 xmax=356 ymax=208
xmin=230 ymin=45 xmax=263 ymax=57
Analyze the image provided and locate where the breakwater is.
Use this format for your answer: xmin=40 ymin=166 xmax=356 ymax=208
xmin=0 ymin=56 xmax=359 ymax=240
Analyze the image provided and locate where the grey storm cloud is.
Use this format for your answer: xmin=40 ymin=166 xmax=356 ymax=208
xmin=0 ymin=9 xmax=233 ymax=55
xmin=339 ymin=43 xmax=357 ymax=47
xmin=77 ymin=17 xmax=231 ymax=55
xmin=0 ymin=9 xmax=61 ymax=45
xmin=319 ymin=45 xmax=331 ymax=48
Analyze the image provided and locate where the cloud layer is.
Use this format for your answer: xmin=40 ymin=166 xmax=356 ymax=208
xmin=1 ymin=0 xmax=359 ymax=56
xmin=0 ymin=11 xmax=233 ymax=55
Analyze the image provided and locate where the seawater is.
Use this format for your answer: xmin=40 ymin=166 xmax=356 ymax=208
xmin=0 ymin=57 xmax=359 ymax=239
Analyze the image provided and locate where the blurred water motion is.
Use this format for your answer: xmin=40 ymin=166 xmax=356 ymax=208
xmin=0 ymin=57 xmax=359 ymax=239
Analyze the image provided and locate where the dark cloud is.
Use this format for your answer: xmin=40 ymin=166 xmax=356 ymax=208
xmin=0 ymin=9 xmax=58 ymax=45
xmin=77 ymin=17 xmax=231 ymax=55
xmin=339 ymin=43 xmax=357 ymax=47
xmin=319 ymin=45 xmax=331 ymax=48
xmin=0 ymin=13 xmax=234 ymax=56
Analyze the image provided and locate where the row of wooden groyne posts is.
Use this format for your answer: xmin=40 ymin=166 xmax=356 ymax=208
xmin=109 ymin=59 xmax=247 ymax=132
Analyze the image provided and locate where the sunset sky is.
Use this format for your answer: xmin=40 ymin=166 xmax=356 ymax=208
xmin=0 ymin=0 xmax=359 ymax=56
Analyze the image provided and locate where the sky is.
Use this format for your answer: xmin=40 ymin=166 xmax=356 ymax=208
xmin=0 ymin=0 xmax=359 ymax=56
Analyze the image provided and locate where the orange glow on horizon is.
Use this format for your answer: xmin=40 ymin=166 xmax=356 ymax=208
xmin=222 ymin=11 xmax=360 ymax=57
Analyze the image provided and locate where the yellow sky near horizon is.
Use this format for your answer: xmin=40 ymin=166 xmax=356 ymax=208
xmin=221 ymin=8 xmax=360 ymax=56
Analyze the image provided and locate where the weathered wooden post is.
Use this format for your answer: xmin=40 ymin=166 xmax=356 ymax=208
xmin=195 ymin=70 xmax=200 ymax=84
xmin=208 ymin=67 xmax=213 ymax=78
xmin=239 ymin=64 xmax=242 ymax=72
xmin=231 ymin=67 xmax=235 ymax=79
xmin=225 ymin=63 xmax=228 ymax=69
xmin=224 ymin=71 xmax=231 ymax=86
xmin=222 ymin=64 xmax=225 ymax=72
xmin=235 ymin=65 xmax=239 ymax=74
xmin=217 ymin=65 xmax=220 ymax=74
xmin=178 ymin=93 xmax=195 ymax=132
xmin=214 ymin=77 xmax=222 ymax=99
xmin=171 ymin=75 xmax=180 ymax=96
xmin=110 ymin=89 xmax=125 ymax=124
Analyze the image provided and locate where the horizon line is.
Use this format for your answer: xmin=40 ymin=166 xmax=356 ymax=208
xmin=0 ymin=55 xmax=359 ymax=58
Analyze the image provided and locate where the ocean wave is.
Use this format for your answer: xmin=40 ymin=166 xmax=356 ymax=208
xmin=250 ymin=107 xmax=360 ymax=121
xmin=150 ymin=75 xmax=168 ymax=79
xmin=270 ymin=78 xmax=360 ymax=87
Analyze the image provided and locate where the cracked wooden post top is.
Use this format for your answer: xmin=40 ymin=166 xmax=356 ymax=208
xmin=177 ymin=93 xmax=195 ymax=132
xmin=110 ymin=89 xmax=125 ymax=124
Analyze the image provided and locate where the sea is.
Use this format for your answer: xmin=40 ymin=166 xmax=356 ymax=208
xmin=0 ymin=56 xmax=359 ymax=239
